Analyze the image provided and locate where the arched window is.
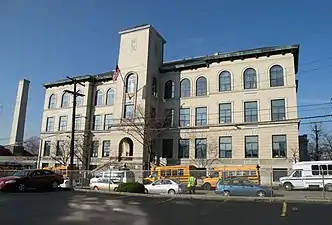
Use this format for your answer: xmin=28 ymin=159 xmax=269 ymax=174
xmin=126 ymin=73 xmax=137 ymax=93
xmin=95 ymin=90 xmax=103 ymax=106
xmin=180 ymin=79 xmax=191 ymax=97
xmin=219 ymin=71 xmax=231 ymax=91
xmin=76 ymin=90 xmax=83 ymax=106
xmin=164 ymin=80 xmax=175 ymax=99
xmin=243 ymin=68 xmax=257 ymax=89
xmin=48 ymin=94 xmax=56 ymax=109
xmin=61 ymin=92 xmax=70 ymax=108
xmin=196 ymin=76 xmax=207 ymax=96
xmin=106 ymin=88 xmax=115 ymax=105
xmin=152 ymin=77 xmax=157 ymax=96
xmin=270 ymin=65 xmax=284 ymax=87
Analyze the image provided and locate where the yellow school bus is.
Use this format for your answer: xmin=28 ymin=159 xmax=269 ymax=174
xmin=42 ymin=165 xmax=79 ymax=179
xmin=144 ymin=165 xmax=206 ymax=184
xmin=202 ymin=165 xmax=260 ymax=190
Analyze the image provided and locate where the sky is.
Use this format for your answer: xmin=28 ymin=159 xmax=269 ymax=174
xmin=0 ymin=0 xmax=331 ymax=145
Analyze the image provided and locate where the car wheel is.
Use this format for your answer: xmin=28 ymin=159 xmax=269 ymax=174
xmin=93 ymin=186 xmax=99 ymax=191
xmin=223 ymin=191 xmax=230 ymax=196
xmin=18 ymin=183 xmax=26 ymax=192
xmin=203 ymin=183 xmax=212 ymax=190
xmin=257 ymin=191 xmax=266 ymax=197
xmin=324 ymin=184 xmax=332 ymax=192
xmin=283 ymin=182 xmax=293 ymax=191
xmin=52 ymin=181 xmax=59 ymax=189
xmin=114 ymin=187 xmax=118 ymax=192
xmin=145 ymin=188 xmax=149 ymax=194
xmin=168 ymin=189 xmax=176 ymax=194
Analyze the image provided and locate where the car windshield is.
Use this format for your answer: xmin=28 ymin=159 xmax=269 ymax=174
xmin=12 ymin=170 xmax=30 ymax=177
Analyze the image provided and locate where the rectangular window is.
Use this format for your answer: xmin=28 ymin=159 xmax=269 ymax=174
xmin=91 ymin=141 xmax=99 ymax=157
xmin=56 ymin=140 xmax=64 ymax=156
xmin=195 ymin=138 xmax=207 ymax=159
xmin=165 ymin=109 xmax=174 ymax=127
xmin=93 ymin=115 xmax=102 ymax=130
xmin=179 ymin=108 xmax=190 ymax=127
xmin=272 ymin=135 xmax=287 ymax=158
xmin=195 ymin=107 xmax=207 ymax=126
xmin=219 ymin=137 xmax=232 ymax=158
xmin=75 ymin=115 xmax=81 ymax=131
xmin=271 ymin=99 xmax=286 ymax=121
xmin=46 ymin=117 xmax=54 ymax=132
xmin=124 ymin=104 xmax=134 ymax=119
xmin=104 ymin=114 xmax=113 ymax=130
xmin=59 ymin=116 xmax=67 ymax=131
xmin=151 ymin=108 xmax=156 ymax=119
xmin=102 ymin=140 xmax=110 ymax=157
xmin=43 ymin=141 xmax=51 ymax=156
xmin=162 ymin=139 xmax=173 ymax=158
xmin=219 ymin=103 xmax=232 ymax=123
xmin=245 ymin=136 xmax=259 ymax=158
xmin=178 ymin=139 xmax=189 ymax=158
xmin=244 ymin=101 xmax=258 ymax=122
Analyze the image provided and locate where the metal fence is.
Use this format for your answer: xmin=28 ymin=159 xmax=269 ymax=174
xmin=2 ymin=168 xmax=332 ymax=200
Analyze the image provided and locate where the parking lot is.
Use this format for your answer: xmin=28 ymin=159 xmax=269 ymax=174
xmin=1 ymin=190 xmax=332 ymax=225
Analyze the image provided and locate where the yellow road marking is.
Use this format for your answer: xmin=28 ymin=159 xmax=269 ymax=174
xmin=281 ymin=200 xmax=287 ymax=217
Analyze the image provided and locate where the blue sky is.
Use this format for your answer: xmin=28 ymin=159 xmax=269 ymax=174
xmin=0 ymin=0 xmax=331 ymax=145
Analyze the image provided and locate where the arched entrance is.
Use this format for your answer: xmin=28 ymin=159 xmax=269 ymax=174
xmin=118 ymin=137 xmax=134 ymax=161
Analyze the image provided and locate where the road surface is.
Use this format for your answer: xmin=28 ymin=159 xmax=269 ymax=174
xmin=1 ymin=190 xmax=332 ymax=225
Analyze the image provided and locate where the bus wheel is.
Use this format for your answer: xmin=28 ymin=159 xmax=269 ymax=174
xmin=283 ymin=182 xmax=293 ymax=191
xmin=203 ymin=183 xmax=212 ymax=190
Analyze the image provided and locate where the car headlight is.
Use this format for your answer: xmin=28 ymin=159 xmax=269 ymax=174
xmin=5 ymin=180 xmax=16 ymax=184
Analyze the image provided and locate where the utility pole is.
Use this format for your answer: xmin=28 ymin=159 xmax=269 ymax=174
xmin=64 ymin=76 xmax=85 ymax=190
xmin=313 ymin=122 xmax=321 ymax=161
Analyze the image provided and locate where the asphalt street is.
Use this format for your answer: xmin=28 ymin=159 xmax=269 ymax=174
xmin=1 ymin=190 xmax=332 ymax=225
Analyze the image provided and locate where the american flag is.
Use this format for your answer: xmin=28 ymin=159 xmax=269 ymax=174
xmin=113 ymin=65 xmax=121 ymax=81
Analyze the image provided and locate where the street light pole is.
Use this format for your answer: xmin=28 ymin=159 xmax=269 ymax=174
xmin=64 ymin=76 xmax=85 ymax=190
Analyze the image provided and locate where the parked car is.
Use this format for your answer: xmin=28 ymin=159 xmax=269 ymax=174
xmin=144 ymin=179 xmax=186 ymax=194
xmin=90 ymin=178 xmax=119 ymax=191
xmin=215 ymin=177 xmax=273 ymax=197
xmin=0 ymin=169 xmax=64 ymax=192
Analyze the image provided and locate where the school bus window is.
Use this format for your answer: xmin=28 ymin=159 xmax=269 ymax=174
xmin=249 ymin=171 xmax=256 ymax=176
xmin=229 ymin=171 xmax=235 ymax=176
xmin=243 ymin=170 xmax=249 ymax=176
xmin=210 ymin=172 xmax=219 ymax=178
xmin=236 ymin=171 xmax=242 ymax=176
xmin=166 ymin=170 xmax=171 ymax=176
xmin=177 ymin=169 xmax=184 ymax=176
xmin=328 ymin=165 xmax=332 ymax=175
xmin=161 ymin=170 xmax=166 ymax=177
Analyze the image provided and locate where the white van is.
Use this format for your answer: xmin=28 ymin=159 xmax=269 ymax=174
xmin=90 ymin=170 xmax=136 ymax=184
xmin=279 ymin=161 xmax=332 ymax=191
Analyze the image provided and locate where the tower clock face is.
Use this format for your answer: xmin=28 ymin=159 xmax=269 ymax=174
xmin=131 ymin=38 xmax=137 ymax=52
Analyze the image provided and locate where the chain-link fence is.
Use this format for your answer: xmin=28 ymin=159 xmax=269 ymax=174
xmin=1 ymin=167 xmax=332 ymax=200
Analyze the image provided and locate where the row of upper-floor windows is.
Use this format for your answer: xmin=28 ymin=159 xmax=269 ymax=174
xmin=44 ymin=98 xmax=287 ymax=132
xmin=162 ymin=134 xmax=288 ymax=159
xmin=163 ymin=65 xmax=286 ymax=99
xmin=47 ymin=66 xmax=285 ymax=108
xmin=47 ymin=73 xmax=139 ymax=109
xmin=45 ymin=115 xmax=83 ymax=132
xmin=42 ymin=140 xmax=112 ymax=158
xmin=165 ymin=99 xmax=287 ymax=127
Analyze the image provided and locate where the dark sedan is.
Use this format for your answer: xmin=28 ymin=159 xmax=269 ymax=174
xmin=0 ymin=169 xmax=64 ymax=192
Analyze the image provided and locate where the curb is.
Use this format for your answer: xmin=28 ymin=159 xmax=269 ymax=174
xmin=73 ymin=188 xmax=332 ymax=204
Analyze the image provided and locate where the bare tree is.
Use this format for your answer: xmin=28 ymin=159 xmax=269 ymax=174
xmin=50 ymin=134 xmax=95 ymax=167
xmin=288 ymin=147 xmax=300 ymax=163
xmin=309 ymin=124 xmax=332 ymax=160
xmin=118 ymin=104 xmax=168 ymax=164
xmin=189 ymin=133 xmax=220 ymax=169
xmin=23 ymin=136 xmax=40 ymax=155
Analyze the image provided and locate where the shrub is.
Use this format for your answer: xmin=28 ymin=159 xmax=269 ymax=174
xmin=116 ymin=182 xmax=146 ymax=193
